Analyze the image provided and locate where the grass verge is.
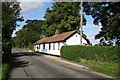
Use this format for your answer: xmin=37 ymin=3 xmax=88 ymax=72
xmin=91 ymin=64 xmax=118 ymax=78
xmin=0 ymin=65 xmax=2 ymax=80
xmin=81 ymin=60 xmax=118 ymax=78
xmin=1 ymin=63 xmax=10 ymax=80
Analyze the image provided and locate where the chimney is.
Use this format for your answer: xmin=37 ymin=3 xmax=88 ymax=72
xmin=55 ymin=27 xmax=59 ymax=35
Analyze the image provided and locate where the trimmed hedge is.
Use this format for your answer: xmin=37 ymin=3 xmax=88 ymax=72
xmin=61 ymin=45 xmax=119 ymax=63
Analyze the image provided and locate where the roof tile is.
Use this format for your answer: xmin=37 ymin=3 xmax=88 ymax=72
xmin=35 ymin=30 xmax=77 ymax=44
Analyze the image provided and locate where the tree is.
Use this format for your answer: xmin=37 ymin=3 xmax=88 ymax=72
xmin=83 ymin=2 xmax=120 ymax=45
xmin=44 ymin=2 xmax=87 ymax=36
xmin=13 ymin=20 xmax=45 ymax=48
xmin=13 ymin=2 xmax=91 ymax=48
xmin=2 ymin=2 xmax=23 ymax=63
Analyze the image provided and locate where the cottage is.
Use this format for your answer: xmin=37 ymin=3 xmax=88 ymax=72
xmin=34 ymin=29 xmax=89 ymax=56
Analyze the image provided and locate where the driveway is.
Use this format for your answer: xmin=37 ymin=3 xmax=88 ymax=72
xmin=8 ymin=48 xmax=113 ymax=79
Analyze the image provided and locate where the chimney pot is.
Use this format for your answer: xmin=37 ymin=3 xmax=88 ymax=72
xmin=55 ymin=27 xmax=59 ymax=35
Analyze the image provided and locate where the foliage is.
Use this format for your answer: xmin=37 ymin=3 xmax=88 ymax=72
xmin=2 ymin=2 xmax=23 ymax=63
xmin=44 ymin=2 xmax=87 ymax=36
xmin=1 ymin=63 xmax=10 ymax=80
xmin=28 ymin=44 xmax=34 ymax=50
xmin=83 ymin=2 xmax=120 ymax=45
xmin=61 ymin=45 xmax=118 ymax=63
xmin=13 ymin=20 xmax=45 ymax=48
xmin=61 ymin=45 xmax=119 ymax=78
xmin=94 ymin=41 xmax=110 ymax=46
xmin=13 ymin=2 xmax=90 ymax=49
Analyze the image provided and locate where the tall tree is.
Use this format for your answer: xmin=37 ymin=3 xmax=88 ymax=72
xmin=13 ymin=20 xmax=45 ymax=48
xmin=2 ymin=2 xmax=23 ymax=62
xmin=44 ymin=2 xmax=87 ymax=36
xmin=83 ymin=2 xmax=120 ymax=45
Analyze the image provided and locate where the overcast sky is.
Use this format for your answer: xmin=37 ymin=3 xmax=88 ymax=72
xmin=12 ymin=2 xmax=101 ymax=45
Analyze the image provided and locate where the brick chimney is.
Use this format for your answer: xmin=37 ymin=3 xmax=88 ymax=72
xmin=55 ymin=27 xmax=59 ymax=35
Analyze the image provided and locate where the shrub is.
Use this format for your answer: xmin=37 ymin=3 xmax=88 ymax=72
xmin=61 ymin=45 xmax=118 ymax=63
xmin=28 ymin=44 xmax=34 ymax=50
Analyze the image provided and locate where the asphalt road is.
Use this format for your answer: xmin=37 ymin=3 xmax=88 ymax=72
xmin=8 ymin=48 xmax=113 ymax=79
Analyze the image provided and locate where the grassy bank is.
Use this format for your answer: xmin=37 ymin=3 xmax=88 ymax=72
xmin=61 ymin=45 xmax=119 ymax=78
xmin=81 ymin=60 xmax=118 ymax=78
xmin=1 ymin=63 xmax=10 ymax=80
xmin=91 ymin=64 xmax=118 ymax=78
xmin=0 ymin=65 xmax=2 ymax=80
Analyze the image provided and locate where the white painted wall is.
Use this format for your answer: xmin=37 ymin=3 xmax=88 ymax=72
xmin=66 ymin=33 xmax=88 ymax=45
xmin=45 ymin=42 xmax=64 ymax=56
xmin=34 ymin=33 xmax=88 ymax=56
xmin=34 ymin=42 xmax=64 ymax=56
xmin=34 ymin=45 xmax=39 ymax=51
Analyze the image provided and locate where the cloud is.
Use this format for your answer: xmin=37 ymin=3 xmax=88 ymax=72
xmin=83 ymin=24 xmax=99 ymax=28
xmin=20 ymin=2 xmax=43 ymax=12
xmin=83 ymin=24 xmax=101 ymax=45
xmin=18 ymin=0 xmax=53 ymax=2
xmin=98 ymin=22 xmax=102 ymax=28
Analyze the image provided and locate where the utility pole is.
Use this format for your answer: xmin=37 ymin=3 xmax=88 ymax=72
xmin=80 ymin=0 xmax=83 ymax=45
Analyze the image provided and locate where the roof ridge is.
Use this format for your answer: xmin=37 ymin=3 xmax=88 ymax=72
xmin=34 ymin=30 xmax=77 ymax=44
xmin=45 ymin=30 xmax=77 ymax=38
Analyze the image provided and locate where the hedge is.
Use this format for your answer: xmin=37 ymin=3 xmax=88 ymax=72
xmin=61 ymin=45 xmax=119 ymax=63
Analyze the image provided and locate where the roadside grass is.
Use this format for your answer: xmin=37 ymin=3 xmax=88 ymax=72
xmin=91 ymin=64 xmax=118 ymax=78
xmin=80 ymin=60 xmax=118 ymax=78
xmin=1 ymin=63 xmax=10 ymax=80
xmin=61 ymin=45 xmax=119 ymax=78
xmin=0 ymin=65 xmax=2 ymax=80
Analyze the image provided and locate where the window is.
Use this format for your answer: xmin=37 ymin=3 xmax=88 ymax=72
xmin=43 ymin=44 xmax=45 ymax=49
xmin=37 ymin=45 xmax=39 ymax=49
xmin=76 ymin=35 xmax=77 ymax=37
xmin=53 ymin=43 xmax=55 ymax=50
xmin=49 ymin=43 xmax=51 ymax=50
xmin=39 ymin=44 xmax=40 ymax=49
xmin=58 ymin=42 xmax=60 ymax=50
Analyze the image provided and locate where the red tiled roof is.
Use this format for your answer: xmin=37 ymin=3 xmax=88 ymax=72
xmin=34 ymin=30 xmax=77 ymax=44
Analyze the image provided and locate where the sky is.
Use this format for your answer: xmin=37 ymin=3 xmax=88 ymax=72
xmin=12 ymin=2 xmax=101 ymax=45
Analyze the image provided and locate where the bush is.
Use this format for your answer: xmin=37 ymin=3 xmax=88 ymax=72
xmin=28 ymin=44 xmax=34 ymax=50
xmin=61 ymin=45 xmax=118 ymax=63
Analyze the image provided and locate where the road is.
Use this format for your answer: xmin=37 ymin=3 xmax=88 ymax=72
xmin=8 ymin=48 xmax=113 ymax=79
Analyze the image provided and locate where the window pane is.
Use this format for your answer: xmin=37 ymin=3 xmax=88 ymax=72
xmin=49 ymin=43 xmax=51 ymax=50
xmin=43 ymin=44 xmax=45 ymax=49
xmin=58 ymin=42 xmax=60 ymax=50
xmin=53 ymin=43 xmax=55 ymax=50
xmin=39 ymin=45 xmax=40 ymax=49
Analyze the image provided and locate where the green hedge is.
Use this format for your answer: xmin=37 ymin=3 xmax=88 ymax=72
xmin=61 ymin=45 xmax=119 ymax=63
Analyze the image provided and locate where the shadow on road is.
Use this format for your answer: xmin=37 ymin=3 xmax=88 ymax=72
xmin=8 ymin=56 xmax=30 ymax=79
xmin=8 ymin=51 xmax=42 ymax=78
xmin=12 ymin=58 xmax=29 ymax=68
xmin=12 ymin=52 xmax=42 ymax=57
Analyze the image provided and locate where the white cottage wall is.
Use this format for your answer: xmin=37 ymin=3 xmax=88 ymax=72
xmin=35 ymin=45 xmax=39 ymax=51
xmin=34 ymin=33 xmax=88 ymax=56
xmin=39 ymin=42 xmax=65 ymax=56
xmin=34 ymin=45 xmax=37 ymax=51
xmin=40 ymin=44 xmax=43 ymax=52
xmin=37 ymin=44 xmax=40 ymax=52
xmin=66 ymin=33 xmax=87 ymax=45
